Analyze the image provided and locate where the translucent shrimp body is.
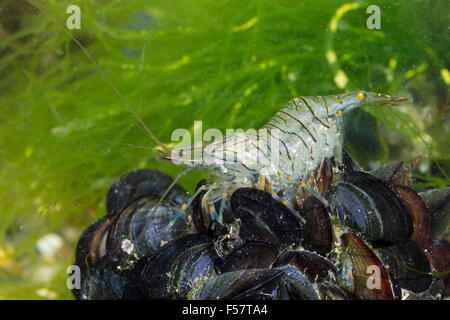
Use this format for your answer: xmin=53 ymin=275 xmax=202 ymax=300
xmin=175 ymin=91 xmax=407 ymax=207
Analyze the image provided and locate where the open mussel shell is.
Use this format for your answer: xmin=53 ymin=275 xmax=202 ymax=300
xmin=371 ymin=156 xmax=421 ymax=186
xmin=423 ymin=238 xmax=450 ymax=296
xmin=216 ymin=241 xmax=278 ymax=273
xmin=74 ymin=214 xmax=115 ymax=270
xmin=419 ymin=187 xmax=450 ymax=238
xmin=188 ymin=267 xmax=320 ymax=300
xmin=106 ymin=195 xmax=192 ymax=273
xmin=371 ymin=160 xmax=405 ymax=185
xmin=272 ymin=250 xmax=337 ymax=283
xmin=313 ymin=158 xmax=334 ymax=195
xmin=72 ymin=212 xmax=120 ymax=299
xmin=375 ymin=240 xmax=432 ymax=293
xmin=76 ymin=256 xmax=127 ymax=300
xmin=336 ymin=232 xmax=399 ymax=300
xmin=299 ymin=196 xmax=334 ymax=256
xmin=229 ymin=188 xmax=302 ymax=250
xmin=123 ymin=234 xmax=217 ymax=299
xmin=106 ymin=169 xmax=188 ymax=216
xmin=328 ymin=171 xmax=413 ymax=244
xmin=392 ymin=185 xmax=430 ymax=247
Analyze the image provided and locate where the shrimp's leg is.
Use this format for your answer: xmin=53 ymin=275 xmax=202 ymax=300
xmin=122 ymin=168 xmax=189 ymax=269
xmin=298 ymin=182 xmax=329 ymax=207
xmin=218 ymin=194 xmax=227 ymax=225
xmin=279 ymin=198 xmax=304 ymax=222
xmin=164 ymin=184 xmax=206 ymax=232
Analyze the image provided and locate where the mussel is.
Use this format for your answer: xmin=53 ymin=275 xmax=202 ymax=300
xmin=106 ymin=195 xmax=192 ymax=273
xmin=423 ymin=238 xmax=450 ymax=296
xmin=335 ymin=233 xmax=400 ymax=300
xmin=123 ymin=234 xmax=217 ymax=299
xmin=228 ymin=188 xmax=303 ymax=250
xmin=392 ymin=185 xmax=430 ymax=247
xmin=215 ymin=241 xmax=278 ymax=273
xmin=272 ymin=250 xmax=337 ymax=283
xmin=75 ymin=214 xmax=115 ymax=269
xmin=106 ymin=169 xmax=188 ymax=215
xmin=375 ymin=240 xmax=432 ymax=293
xmin=71 ymin=158 xmax=448 ymax=300
xmin=188 ymin=267 xmax=320 ymax=300
xmin=328 ymin=171 xmax=414 ymax=245
xmin=77 ymin=256 xmax=127 ymax=300
xmin=72 ymin=214 xmax=117 ymax=299
xmin=298 ymin=196 xmax=334 ymax=256
xmin=419 ymin=187 xmax=450 ymax=238
xmin=371 ymin=156 xmax=421 ymax=186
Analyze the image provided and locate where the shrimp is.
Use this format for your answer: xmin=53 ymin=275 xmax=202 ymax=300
xmin=160 ymin=92 xmax=408 ymax=217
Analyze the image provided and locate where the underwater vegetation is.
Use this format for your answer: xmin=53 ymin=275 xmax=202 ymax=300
xmin=0 ymin=0 xmax=448 ymax=299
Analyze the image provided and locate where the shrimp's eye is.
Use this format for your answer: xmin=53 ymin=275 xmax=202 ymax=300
xmin=358 ymin=92 xmax=366 ymax=101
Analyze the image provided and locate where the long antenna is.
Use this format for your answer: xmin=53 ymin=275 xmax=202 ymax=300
xmin=26 ymin=0 xmax=171 ymax=153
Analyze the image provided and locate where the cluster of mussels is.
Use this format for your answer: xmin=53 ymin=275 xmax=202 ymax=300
xmin=72 ymin=151 xmax=449 ymax=300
